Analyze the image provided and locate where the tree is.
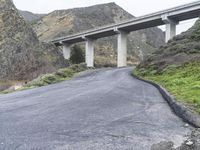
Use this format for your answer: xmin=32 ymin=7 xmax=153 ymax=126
xmin=70 ymin=45 xmax=85 ymax=64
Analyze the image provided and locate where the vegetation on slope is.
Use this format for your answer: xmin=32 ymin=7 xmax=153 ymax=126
xmin=1 ymin=63 xmax=88 ymax=94
xmin=135 ymin=62 xmax=200 ymax=113
xmin=134 ymin=19 xmax=200 ymax=113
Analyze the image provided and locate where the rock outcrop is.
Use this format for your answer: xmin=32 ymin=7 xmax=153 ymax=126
xmin=0 ymin=0 xmax=67 ymax=81
xmin=19 ymin=10 xmax=45 ymax=22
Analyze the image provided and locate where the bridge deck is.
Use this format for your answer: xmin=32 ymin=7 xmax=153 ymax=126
xmin=51 ymin=0 xmax=200 ymax=46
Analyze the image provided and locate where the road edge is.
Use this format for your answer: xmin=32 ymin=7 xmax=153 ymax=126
xmin=132 ymin=74 xmax=200 ymax=128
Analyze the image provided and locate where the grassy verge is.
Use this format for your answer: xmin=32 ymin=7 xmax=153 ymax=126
xmin=1 ymin=63 xmax=89 ymax=94
xmin=134 ymin=62 xmax=200 ymax=113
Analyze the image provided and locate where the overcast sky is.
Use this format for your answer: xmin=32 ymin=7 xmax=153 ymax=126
xmin=13 ymin=0 xmax=198 ymax=34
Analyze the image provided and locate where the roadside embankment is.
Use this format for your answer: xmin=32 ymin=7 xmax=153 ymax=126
xmin=133 ymin=62 xmax=200 ymax=127
xmin=0 ymin=63 xmax=89 ymax=94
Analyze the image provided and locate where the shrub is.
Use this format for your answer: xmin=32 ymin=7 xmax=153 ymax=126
xmin=70 ymin=45 xmax=85 ymax=64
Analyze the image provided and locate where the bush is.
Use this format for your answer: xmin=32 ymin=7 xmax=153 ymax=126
xmin=21 ymin=64 xmax=88 ymax=89
xmin=70 ymin=45 xmax=85 ymax=64
xmin=0 ymin=64 xmax=89 ymax=94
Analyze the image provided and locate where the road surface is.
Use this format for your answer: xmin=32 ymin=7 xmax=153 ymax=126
xmin=0 ymin=67 xmax=192 ymax=150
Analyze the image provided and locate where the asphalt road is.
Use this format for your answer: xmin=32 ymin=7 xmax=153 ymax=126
xmin=0 ymin=67 xmax=192 ymax=150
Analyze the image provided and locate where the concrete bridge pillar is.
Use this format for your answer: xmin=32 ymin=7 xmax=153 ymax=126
xmin=165 ymin=23 xmax=176 ymax=43
xmin=162 ymin=15 xmax=178 ymax=43
xmin=62 ymin=42 xmax=71 ymax=59
xmin=86 ymin=38 xmax=95 ymax=67
xmin=117 ymin=30 xmax=128 ymax=67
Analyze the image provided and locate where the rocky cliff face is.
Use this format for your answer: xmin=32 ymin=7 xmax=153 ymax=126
xmin=31 ymin=3 xmax=165 ymax=66
xmin=0 ymin=0 xmax=67 ymax=81
xmin=19 ymin=10 xmax=45 ymax=22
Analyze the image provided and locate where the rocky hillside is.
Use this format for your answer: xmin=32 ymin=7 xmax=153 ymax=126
xmin=0 ymin=0 xmax=67 ymax=81
xmin=31 ymin=3 xmax=165 ymax=66
xmin=19 ymin=10 xmax=45 ymax=22
xmin=138 ymin=19 xmax=200 ymax=71
xmin=136 ymin=19 xmax=200 ymax=114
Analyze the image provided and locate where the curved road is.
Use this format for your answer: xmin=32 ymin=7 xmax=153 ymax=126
xmin=0 ymin=67 xmax=192 ymax=150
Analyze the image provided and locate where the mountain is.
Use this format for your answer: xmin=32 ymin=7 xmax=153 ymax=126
xmin=32 ymin=3 xmax=165 ymax=66
xmin=19 ymin=10 xmax=45 ymax=22
xmin=0 ymin=0 xmax=67 ymax=81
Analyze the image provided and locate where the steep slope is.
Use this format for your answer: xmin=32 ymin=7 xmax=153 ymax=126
xmin=138 ymin=20 xmax=200 ymax=71
xmin=33 ymin=3 xmax=165 ymax=66
xmin=19 ymin=10 xmax=45 ymax=22
xmin=136 ymin=19 xmax=200 ymax=113
xmin=0 ymin=0 xmax=67 ymax=81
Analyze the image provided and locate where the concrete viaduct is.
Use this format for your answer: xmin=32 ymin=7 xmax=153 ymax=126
xmin=51 ymin=1 xmax=200 ymax=67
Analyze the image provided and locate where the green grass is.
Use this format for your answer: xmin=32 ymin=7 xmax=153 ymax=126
xmin=134 ymin=62 xmax=200 ymax=113
xmin=0 ymin=63 xmax=89 ymax=94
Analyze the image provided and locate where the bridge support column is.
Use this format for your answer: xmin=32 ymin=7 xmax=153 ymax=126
xmin=62 ymin=43 xmax=71 ymax=59
xmin=165 ymin=23 xmax=176 ymax=43
xmin=117 ymin=31 xmax=128 ymax=67
xmin=86 ymin=38 xmax=95 ymax=67
xmin=162 ymin=15 xmax=178 ymax=43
